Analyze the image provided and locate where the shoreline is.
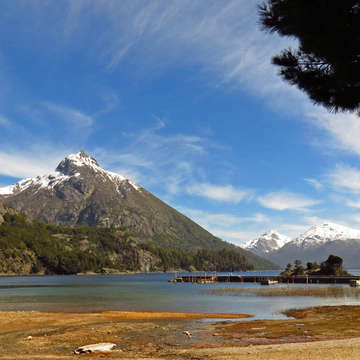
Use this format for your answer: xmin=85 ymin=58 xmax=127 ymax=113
xmin=0 ymin=269 xmax=274 ymax=277
xmin=0 ymin=309 xmax=252 ymax=319
xmin=1 ymin=306 xmax=360 ymax=359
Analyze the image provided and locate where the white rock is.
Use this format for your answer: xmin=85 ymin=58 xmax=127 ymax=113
xmin=74 ymin=342 xmax=117 ymax=354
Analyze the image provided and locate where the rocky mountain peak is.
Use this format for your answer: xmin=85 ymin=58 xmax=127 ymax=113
xmin=56 ymin=151 xmax=101 ymax=176
xmin=244 ymin=230 xmax=291 ymax=254
xmin=0 ymin=151 xmax=141 ymax=199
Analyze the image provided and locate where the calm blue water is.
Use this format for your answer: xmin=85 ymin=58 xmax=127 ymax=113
xmin=1 ymin=270 xmax=360 ymax=320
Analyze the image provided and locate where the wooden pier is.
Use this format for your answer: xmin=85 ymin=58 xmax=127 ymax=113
xmin=169 ymin=274 xmax=360 ymax=285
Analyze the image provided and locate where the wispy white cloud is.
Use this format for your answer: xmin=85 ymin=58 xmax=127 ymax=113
xmin=187 ymin=183 xmax=250 ymax=203
xmin=302 ymin=216 xmax=336 ymax=226
xmin=181 ymin=207 xmax=269 ymax=228
xmin=350 ymin=214 xmax=360 ymax=224
xmin=304 ymin=178 xmax=323 ymax=190
xmin=329 ymin=164 xmax=360 ymax=194
xmin=278 ymin=223 xmax=309 ymax=236
xmin=17 ymin=1 xmax=298 ymax=104
xmin=206 ymin=228 xmax=260 ymax=245
xmin=94 ymin=121 xmax=221 ymax=197
xmin=106 ymin=153 xmax=153 ymax=169
xmin=178 ymin=206 xmax=270 ymax=245
xmin=309 ymin=110 xmax=360 ymax=156
xmin=0 ymin=115 xmax=12 ymax=128
xmin=13 ymin=1 xmax=360 ymax=164
xmin=278 ymin=218 xmax=326 ymax=239
xmin=258 ymin=191 xmax=321 ymax=212
xmin=0 ymin=150 xmax=62 ymax=178
xmin=93 ymin=91 xmax=121 ymax=118
xmin=346 ymin=199 xmax=360 ymax=209
xmin=0 ymin=102 xmax=96 ymax=180
xmin=42 ymin=102 xmax=94 ymax=130
xmin=110 ymin=167 xmax=142 ymax=184
xmin=7 ymin=1 xmax=360 ymax=161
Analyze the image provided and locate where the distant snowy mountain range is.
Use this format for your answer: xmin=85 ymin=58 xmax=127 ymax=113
xmin=244 ymin=222 xmax=360 ymax=268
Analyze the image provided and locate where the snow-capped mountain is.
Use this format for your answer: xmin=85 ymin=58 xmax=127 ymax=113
xmin=246 ymin=222 xmax=360 ymax=268
xmin=244 ymin=230 xmax=291 ymax=256
xmin=291 ymin=222 xmax=360 ymax=248
xmin=0 ymin=151 xmax=140 ymax=197
xmin=1 ymin=151 xmax=270 ymax=264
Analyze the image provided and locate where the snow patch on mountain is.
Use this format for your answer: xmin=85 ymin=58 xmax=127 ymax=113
xmin=292 ymin=222 xmax=360 ymax=248
xmin=0 ymin=185 xmax=16 ymax=195
xmin=0 ymin=172 xmax=74 ymax=195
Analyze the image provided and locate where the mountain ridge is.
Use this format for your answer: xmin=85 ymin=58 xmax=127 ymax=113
xmin=245 ymin=222 xmax=360 ymax=267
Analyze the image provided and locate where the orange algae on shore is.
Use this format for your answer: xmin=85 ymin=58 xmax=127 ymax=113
xmin=1 ymin=306 xmax=360 ymax=359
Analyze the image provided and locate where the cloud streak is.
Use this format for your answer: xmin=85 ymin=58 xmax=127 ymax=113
xmin=258 ymin=191 xmax=321 ymax=212
xmin=305 ymin=178 xmax=323 ymax=190
xmin=0 ymin=151 xmax=60 ymax=178
xmin=17 ymin=1 xmax=297 ymax=101
xmin=93 ymin=120 xmax=223 ymax=197
xmin=0 ymin=115 xmax=12 ymax=129
xmin=187 ymin=183 xmax=249 ymax=203
xmin=329 ymin=164 xmax=360 ymax=194
xmin=310 ymin=110 xmax=360 ymax=156
xmin=10 ymin=1 xmax=360 ymax=163
xmin=42 ymin=102 xmax=94 ymax=130
xmin=178 ymin=207 xmax=270 ymax=244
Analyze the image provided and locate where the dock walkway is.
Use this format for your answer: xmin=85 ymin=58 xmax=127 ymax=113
xmin=170 ymin=274 xmax=360 ymax=284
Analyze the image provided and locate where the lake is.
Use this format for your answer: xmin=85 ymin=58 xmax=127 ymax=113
xmin=1 ymin=270 xmax=360 ymax=320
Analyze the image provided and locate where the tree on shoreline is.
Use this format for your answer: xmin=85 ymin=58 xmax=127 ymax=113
xmin=281 ymin=255 xmax=350 ymax=276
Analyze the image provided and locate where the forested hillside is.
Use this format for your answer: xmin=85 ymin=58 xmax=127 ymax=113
xmin=0 ymin=206 xmax=277 ymax=275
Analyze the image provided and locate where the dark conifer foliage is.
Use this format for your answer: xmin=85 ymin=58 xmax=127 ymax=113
xmin=259 ymin=1 xmax=360 ymax=114
xmin=0 ymin=211 xmax=275 ymax=274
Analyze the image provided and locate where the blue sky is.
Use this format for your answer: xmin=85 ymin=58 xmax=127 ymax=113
xmin=1 ymin=1 xmax=360 ymax=244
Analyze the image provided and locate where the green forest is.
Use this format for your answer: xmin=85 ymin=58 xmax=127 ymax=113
xmin=0 ymin=211 xmax=259 ymax=274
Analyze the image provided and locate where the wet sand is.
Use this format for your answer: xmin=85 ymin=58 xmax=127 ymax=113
xmin=0 ymin=306 xmax=360 ymax=359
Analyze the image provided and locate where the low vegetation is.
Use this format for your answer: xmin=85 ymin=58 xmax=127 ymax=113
xmin=206 ymin=285 xmax=360 ymax=298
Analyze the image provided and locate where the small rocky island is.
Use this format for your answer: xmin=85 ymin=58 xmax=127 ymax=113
xmin=281 ymin=255 xmax=351 ymax=277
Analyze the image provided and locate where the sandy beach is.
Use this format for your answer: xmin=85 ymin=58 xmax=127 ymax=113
xmin=1 ymin=306 xmax=360 ymax=359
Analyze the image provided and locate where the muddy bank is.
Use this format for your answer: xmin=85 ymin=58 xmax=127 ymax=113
xmin=0 ymin=310 xmax=249 ymax=359
xmin=0 ymin=306 xmax=360 ymax=359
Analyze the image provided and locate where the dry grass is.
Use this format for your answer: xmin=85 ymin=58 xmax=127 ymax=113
xmin=206 ymin=285 xmax=360 ymax=298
